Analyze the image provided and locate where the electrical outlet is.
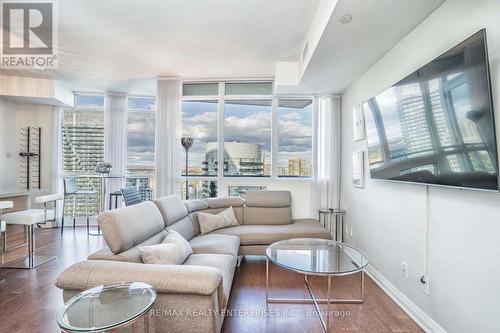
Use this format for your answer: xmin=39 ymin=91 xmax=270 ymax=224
xmin=420 ymin=275 xmax=429 ymax=295
xmin=401 ymin=262 xmax=408 ymax=278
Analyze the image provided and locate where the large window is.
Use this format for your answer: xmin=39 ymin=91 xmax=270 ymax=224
xmin=181 ymin=100 xmax=218 ymax=176
xmin=126 ymin=97 xmax=156 ymax=200
xmin=228 ymin=185 xmax=267 ymax=197
xmin=180 ymin=82 xmax=313 ymax=198
xmin=224 ymin=100 xmax=272 ymax=176
xmin=127 ymin=97 xmax=156 ymax=175
xmin=62 ymin=94 xmax=105 ymax=216
xmin=62 ymin=94 xmax=105 ymax=173
xmin=277 ymin=99 xmax=313 ymax=177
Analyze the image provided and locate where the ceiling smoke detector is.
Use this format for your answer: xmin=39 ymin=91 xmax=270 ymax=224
xmin=339 ymin=15 xmax=352 ymax=24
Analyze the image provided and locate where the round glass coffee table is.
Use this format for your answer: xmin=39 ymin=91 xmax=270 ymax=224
xmin=266 ymin=238 xmax=369 ymax=333
xmin=57 ymin=282 xmax=157 ymax=333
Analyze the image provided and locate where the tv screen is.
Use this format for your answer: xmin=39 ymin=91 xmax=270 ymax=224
xmin=364 ymin=30 xmax=499 ymax=191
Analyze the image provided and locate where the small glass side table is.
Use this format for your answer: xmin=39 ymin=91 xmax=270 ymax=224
xmin=266 ymin=238 xmax=368 ymax=333
xmin=57 ymin=282 xmax=156 ymax=333
xmin=318 ymin=208 xmax=345 ymax=242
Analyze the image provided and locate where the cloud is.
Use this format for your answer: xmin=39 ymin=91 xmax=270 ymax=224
xmin=224 ymin=111 xmax=271 ymax=146
xmin=182 ymin=111 xmax=217 ymax=140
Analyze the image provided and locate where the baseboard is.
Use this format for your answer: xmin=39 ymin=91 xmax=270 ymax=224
xmin=365 ymin=265 xmax=447 ymax=333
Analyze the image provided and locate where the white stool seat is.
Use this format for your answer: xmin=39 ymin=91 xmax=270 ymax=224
xmin=0 ymin=201 xmax=14 ymax=210
xmin=35 ymin=194 xmax=63 ymax=204
xmin=3 ymin=209 xmax=55 ymax=225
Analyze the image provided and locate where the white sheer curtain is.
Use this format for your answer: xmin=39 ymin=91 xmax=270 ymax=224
xmin=105 ymin=94 xmax=127 ymax=206
xmin=51 ymin=106 xmax=63 ymax=224
xmin=313 ymin=95 xmax=341 ymax=211
xmin=155 ymin=78 xmax=182 ymax=197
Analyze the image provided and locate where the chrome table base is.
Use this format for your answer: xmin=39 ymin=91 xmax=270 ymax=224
xmin=3 ymin=224 xmax=56 ymax=269
xmin=3 ymin=255 xmax=56 ymax=269
xmin=265 ymin=258 xmax=365 ymax=333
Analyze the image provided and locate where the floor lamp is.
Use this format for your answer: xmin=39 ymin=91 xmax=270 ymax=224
xmin=181 ymin=137 xmax=194 ymax=200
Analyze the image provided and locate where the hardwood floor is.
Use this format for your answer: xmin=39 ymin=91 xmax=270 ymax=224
xmin=223 ymin=257 xmax=423 ymax=333
xmin=0 ymin=228 xmax=423 ymax=333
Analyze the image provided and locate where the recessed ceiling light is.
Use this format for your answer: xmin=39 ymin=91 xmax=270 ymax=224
xmin=339 ymin=15 xmax=352 ymax=24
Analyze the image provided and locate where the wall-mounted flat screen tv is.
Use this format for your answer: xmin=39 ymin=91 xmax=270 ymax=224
xmin=364 ymin=30 xmax=499 ymax=191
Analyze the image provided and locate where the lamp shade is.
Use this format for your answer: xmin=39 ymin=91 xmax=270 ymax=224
xmin=181 ymin=137 xmax=194 ymax=151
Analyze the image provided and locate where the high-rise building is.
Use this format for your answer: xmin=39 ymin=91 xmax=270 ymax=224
xmin=62 ymin=110 xmax=105 ymax=173
xmin=62 ymin=109 xmax=105 ymax=217
xmin=126 ymin=176 xmax=155 ymax=201
xmin=204 ymin=142 xmax=264 ymax=176
xmin=287 ymin=157 xmax=310 ymax=176
xmin=395 ymin=84 xmax=434 ymax=158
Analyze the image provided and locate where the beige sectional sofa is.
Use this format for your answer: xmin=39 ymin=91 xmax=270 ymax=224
xmin=55 ymin=191 xmax=331 ymax=333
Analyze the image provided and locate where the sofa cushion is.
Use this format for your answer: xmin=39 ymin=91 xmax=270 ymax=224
xmin=189 ymin=234 xmax=240 ymax=257
xmin=205 ymin=197 xmax=244 ymax=209
xmin=139 ymin=231 xmax=193 ymax=265
xmin=154 ymin=195 xmax=189 ymax=226
xmin=243 ymin=207 xmax=291 ymax=225
xmin=88 ymin=230 xmax=167 ymax=263
xmin=185 ymin=199 xmax=209 ymax=213
xmin=211 ymin=219 xmax=331 ymax=245
xmin=243 ymin=191 xmax=292 ymax=225
xmin=244 ymin=190 xmax=291 ymax=207
xmin=167 ymin=216 xmax=195 ymax=241
xmin=183 ymin=253 xmax=237 ymax=308
xmin=97 ymin=201 xmax=165 ymax=254
xmin=198 ymin=207 xmax=239 ymax=235
xmin=190 ymin=206 xmax=243 ymax=237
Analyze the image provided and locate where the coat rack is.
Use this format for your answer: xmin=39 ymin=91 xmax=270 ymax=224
xmin=19 ymin=126 xmax=41 ymax=190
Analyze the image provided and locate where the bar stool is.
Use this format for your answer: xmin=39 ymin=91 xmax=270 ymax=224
xmin=62 ymin=177 xmax=98 ymax=234
xmin=35 ymin=194 xmax=63 ymax=228
xmin=2 ymin=210 xmax=57 ymax=269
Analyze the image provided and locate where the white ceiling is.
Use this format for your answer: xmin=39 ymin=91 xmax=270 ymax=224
xmin=0 ymin=0 xmax=446 ymax=96
xmin=0 ymin=0 xmax=319 ymax=95
xmin=281 ymin=0 xmax=446 ymax=95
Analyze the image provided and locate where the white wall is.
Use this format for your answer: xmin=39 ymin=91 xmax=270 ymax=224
xmin=15 ymin=103 xmax=54 ymax=205
xmin=0 ymin=98 xmax=53 ymax=205
xmin=0 ymin=99 xmax=19 ymax=194
xmin=340 ymin=0 xmax=500 ymax=332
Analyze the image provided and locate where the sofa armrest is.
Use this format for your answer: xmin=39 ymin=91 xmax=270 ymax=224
xmin=55 ymin=260 xmax=223 ymax=297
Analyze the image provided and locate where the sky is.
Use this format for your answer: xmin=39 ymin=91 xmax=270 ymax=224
xmin=126 ymin=98 xmax=156 ymax=168
xmin=125 ymin=98 xmax=313 ymax=171
xmin=181 ymin=100 xmax=313 ymax=169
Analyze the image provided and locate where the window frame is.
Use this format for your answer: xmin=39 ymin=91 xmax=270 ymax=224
xmin=181 ymin=81 xmax=315 ymax=199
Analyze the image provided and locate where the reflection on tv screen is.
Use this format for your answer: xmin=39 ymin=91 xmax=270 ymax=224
xmin=364 ymin=30 xmax=499 ymax=190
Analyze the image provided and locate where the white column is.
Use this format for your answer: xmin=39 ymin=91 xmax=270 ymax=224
xmin=155 ymin=78 xmax=182 ymax=197
xmin=105 ymin=94 xmax=127 ymax=205
xmin=51 ymin=106 xmax=63 ymax=223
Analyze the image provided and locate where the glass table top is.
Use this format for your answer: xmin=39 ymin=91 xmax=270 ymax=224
xmin=57 ymin=282 xmax=156 ymax=332
xmin=266 ymin=238 xmax=368 ymax=275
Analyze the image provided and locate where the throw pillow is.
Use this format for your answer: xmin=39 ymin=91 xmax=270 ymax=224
xmin=139 ymin=230 xmax=192 ymax=265
xmin=197 ymin=207 xmax=239 ymax=235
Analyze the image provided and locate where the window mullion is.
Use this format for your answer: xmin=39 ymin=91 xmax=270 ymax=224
xmin=217 ymin=82 xmax=225 ymax=185
xmin=272 ymin=97 xmax=278 ymax=180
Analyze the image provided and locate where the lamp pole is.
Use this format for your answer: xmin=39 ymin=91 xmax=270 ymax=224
xmin=181 ymin=137 xmax=194 ymax=200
